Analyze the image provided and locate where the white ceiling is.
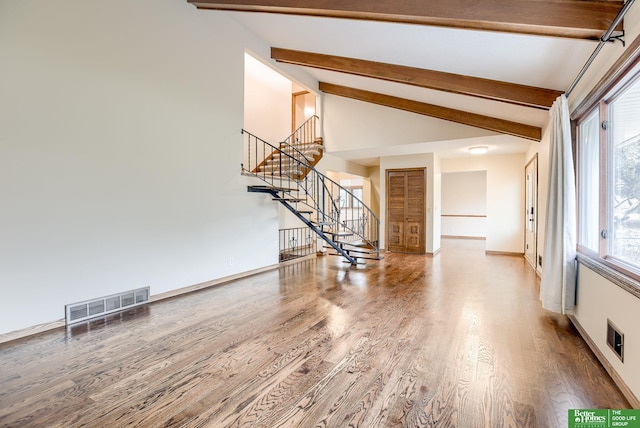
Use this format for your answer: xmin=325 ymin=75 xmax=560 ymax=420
xmin=227 ymin=12 xmax=600 ymax=165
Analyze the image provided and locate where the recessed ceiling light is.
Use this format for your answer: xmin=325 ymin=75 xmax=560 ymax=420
xmin=469 ymin=146 xmax=488 ymax=155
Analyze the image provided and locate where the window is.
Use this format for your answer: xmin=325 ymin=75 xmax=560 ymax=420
xmin=576 ymin=64 xmax=640 ymax=277
xmin=608 ymin=79 xmax=640 ymax=266
xmin=577 ymin=109 xmax=600 ymax=253
xmin=339 ymin=186 xmax=363 ymax=209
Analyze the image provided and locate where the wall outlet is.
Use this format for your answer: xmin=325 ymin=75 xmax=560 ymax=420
xmin=229 ymin=257 xmax=234 ymax=266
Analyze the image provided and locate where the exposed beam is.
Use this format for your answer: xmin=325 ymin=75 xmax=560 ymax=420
xmin=188 ymin=0 xmax=623 ymax=40
xmin=272 ymin=48 xmax=562 ymax=110
xmin=319 ymin=82 xmax=542 ymax=141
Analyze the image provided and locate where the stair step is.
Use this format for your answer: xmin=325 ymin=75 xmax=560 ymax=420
xmin=272 ymin=198 xmax=302 ymax=203
xmin=280 ymin=140 xmax=322 ymax=146
xmin=266 ymin=159 xmax=307 ymax=165
xmin=268 ymin=155 xmax=319 ymax=164
xmin=258 ymin=170 xmax=304 ymax=177
xmin=249 ymin=185 xmax=295 ymax=192
xmin=335 ymin=239 xmax=372 ymax=249
xmin=311 ymin=221 xmax=334 ymax=226
xmin=323 ymin=246 xmax=378 ymax=256
xmin=296 ymin=210 xmax=313 ymax=214
xmin=324 ymin=231 xmax=353 ymax=237
xmin=277 ymin=149 xmax=322 ymax=157
xmin=259 ymin=165 xmax=303 ymax=173
xmin=279 ymin=143 xmax=323 ymax=150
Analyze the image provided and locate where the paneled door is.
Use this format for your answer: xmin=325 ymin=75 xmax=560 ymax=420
xmin=386 ymin=168 xmax=426 ymax=254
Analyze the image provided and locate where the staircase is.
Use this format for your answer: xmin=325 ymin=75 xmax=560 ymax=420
xmin=253 ymin=137 xmax=323 ymax=180
xmin=242 ymin=116 xmax=380 ymax=265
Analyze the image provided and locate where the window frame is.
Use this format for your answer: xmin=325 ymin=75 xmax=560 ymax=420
xmin=339 ymin=185 xmax=363 ymax=209
xmin=574 ymin=57 xmax=640 ymax=283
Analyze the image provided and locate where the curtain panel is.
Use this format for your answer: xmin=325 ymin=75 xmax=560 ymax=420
xmin=540 ymin=95 xmax=577 ymax=314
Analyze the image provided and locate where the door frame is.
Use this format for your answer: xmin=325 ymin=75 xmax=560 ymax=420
xmin=524 ymin=154 xmax=538 ymax=269
xmin=292 ymin=90 xmax=312 ymax=132
xmin=385 ymin=167 xmax=426 ymax=254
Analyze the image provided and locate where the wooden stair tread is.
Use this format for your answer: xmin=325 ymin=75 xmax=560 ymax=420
xmin=324 ymin=231 xmax=353 ymax=237
xmin=311 ymin=220 xmax=335 ymax=227
xmin=324 ymin=246 xmax=378 ymax=256
xmin=272 ymin=198 xmax=302 ymax=202
xmin=248 ymin=185 xmax=295 ymax=192
xmin=324 ymin=252 xmax=375 ymax=263
xmin=335 ymin=239 xmax=372 ymax=248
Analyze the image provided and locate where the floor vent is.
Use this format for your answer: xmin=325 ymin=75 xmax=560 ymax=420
xmin=65 ymin=286 xmax=150 ymax=325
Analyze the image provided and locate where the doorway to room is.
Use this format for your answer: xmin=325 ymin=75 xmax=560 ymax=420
xmin=292 ymin=90 xmax=316 ymax=132
xmin=524 ymin=155 xmax=538 ymax=269
xmin=386 ymin=168 xmax=426 ymax=254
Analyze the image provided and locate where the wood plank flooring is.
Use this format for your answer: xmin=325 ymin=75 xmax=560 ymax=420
xmin=0 ymin=239 xmax=630 ymax=427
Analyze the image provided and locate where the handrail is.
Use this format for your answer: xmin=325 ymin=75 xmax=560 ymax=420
xmin=278 ymin=115 xmax=380 ymax=228
xmin=241 ymin=128 xmax=380 ymax=255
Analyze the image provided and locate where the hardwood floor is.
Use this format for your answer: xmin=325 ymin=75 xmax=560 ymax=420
xmin=0 ymin=239 xmax=629 ymax=427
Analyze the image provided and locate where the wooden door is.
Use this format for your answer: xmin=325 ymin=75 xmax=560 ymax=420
xmin=387 ymin=168 xmax=426 ymax=254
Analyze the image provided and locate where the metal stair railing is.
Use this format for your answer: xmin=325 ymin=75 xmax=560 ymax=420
xmin=254 ymin=116 xmax=322 ymax=181
xmin=282 ymin=115 xmax=320 ymax=156
xmin=241 ymin=129 xmax=380 ymax=263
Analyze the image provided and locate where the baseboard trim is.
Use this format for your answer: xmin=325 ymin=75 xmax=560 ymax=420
xmin=0 ymin=255 xmax=317 ymax=346
xmin=152 ymin=255 xmax=316 ymax=302
xmin=568 ymin=314 xmax=640 ymax=408
xmin=485 ymin=250 xmax=525 ymax=257
xmin=0 ymin=319 xmax=66 ymax=346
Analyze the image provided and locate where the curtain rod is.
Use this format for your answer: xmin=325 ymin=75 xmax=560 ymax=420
xmin=565 ymin=0 xmax=636 ymax=97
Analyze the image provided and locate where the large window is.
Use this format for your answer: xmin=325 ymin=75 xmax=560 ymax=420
xmin=577 ymin=66 xmax=640 ymax=277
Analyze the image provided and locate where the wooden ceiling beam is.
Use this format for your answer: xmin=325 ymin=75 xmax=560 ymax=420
xmin=319 ymin=82 xmax=542 ymax=141
xmin=272 ymin=48 xmax=562 ymax=110
xmin=188 ymin=0 xmax=623 ymax=40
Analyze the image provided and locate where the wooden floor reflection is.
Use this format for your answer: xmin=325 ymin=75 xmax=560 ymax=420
xmin=0 ymin=239 xmax=629 ymax=427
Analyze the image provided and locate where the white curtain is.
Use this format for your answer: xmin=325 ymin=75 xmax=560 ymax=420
xmin=540 ymin=94 xmax=577 ymax=314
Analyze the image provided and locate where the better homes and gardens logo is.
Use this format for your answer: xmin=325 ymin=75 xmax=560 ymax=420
xmin=572 ymin=410 xmax=608 ymax=427
xmin=569 ymin=409 xmax=640 ymax=428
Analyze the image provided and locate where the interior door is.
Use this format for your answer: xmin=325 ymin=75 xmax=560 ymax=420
xmin=387 ymin=168 xmax=426 ymax=254
xmin=524 ymin=156 xmax=538 ymax=269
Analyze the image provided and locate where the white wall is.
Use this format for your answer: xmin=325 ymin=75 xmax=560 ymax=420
xmin=244 ymin=53 xmax=291 ymax=144
xmin=322 ymin=94 xmax=498 ymax=156
xmin=568 ymin=3 xmax=640 ymax=113
xmin=243 ymin=53 xmax=302 ymax=231
xmin=316 ymin=153 xmax=370 ymax=178
xmin=441 ymin=153 xmax=525 ymax=253
xmin=557 ymin=1 xmax=640 ymax=403
xmin=441 ymin=171 xmax=487 ymax=238
xmin=575 ymin=265 xmax=640 ymax=400
xmin=0 ymin=0 xmax=316 ymax=334
xmin=379 ymin=154 xmax=441 ymax=254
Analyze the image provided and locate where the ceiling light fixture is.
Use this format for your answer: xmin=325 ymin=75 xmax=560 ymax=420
xmin=469 ymin=146 xmax=489 ymax=155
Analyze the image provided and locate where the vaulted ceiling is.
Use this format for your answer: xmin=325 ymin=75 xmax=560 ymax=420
xmin=188 ymin=0 xmax=625 ymax=163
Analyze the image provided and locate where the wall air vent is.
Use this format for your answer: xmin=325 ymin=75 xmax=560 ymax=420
xmin=606 ymin=319 xmax=624 ymax=362
xmin=65 ymin=286 xmax=150 ymax=325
